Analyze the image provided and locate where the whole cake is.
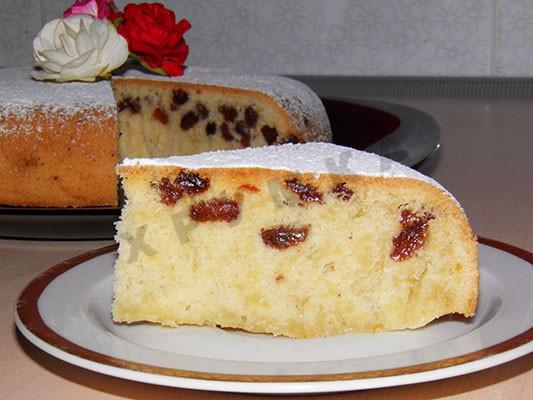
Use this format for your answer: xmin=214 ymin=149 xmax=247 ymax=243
xmin=0 ymin=67 xmax=331 ymax=207
xmin=113 ymin=143 xmax=479 ymax=338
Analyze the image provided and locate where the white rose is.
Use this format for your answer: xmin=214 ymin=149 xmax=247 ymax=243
xmin=32 ymin=15 xmax=129 ymax=82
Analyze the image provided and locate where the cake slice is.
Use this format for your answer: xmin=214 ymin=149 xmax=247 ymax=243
xmin=113 ymin=143 xmax=479 ymax=338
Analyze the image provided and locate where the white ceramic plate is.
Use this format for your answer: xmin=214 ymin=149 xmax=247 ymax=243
xmin=15 ymin=238 xmax=532 ymax=394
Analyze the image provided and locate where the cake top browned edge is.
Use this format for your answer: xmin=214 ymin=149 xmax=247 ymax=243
xmin=120 ymin=142 xmax=460 ymax=207
xmin=114 ymin=66 xmax=332 ymax=142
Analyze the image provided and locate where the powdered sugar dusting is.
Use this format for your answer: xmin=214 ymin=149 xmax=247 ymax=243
xmin=1 ymin=66 xmax=330 ymax=141
xmin=0 ymin=67 xmax=116 ymax=135
xmin=122 ymin=143 xmax=460 ymax=205
xmin=115 ymin=67 xmax=331 ymax=141
xmin=124 ymin=143 xmax=431 ymax=185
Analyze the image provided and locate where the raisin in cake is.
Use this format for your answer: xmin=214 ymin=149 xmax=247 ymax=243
xmin=113 ymin=143 xmax=479 ymax=338
xmin=0 ymin=67 xmax=330 ymax=207
xmin=112 ymin=67 xmax=331 ymax=159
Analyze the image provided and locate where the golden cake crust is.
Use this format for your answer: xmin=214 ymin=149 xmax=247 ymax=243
xmin=0 ymin=107 xmax=118 ymax=207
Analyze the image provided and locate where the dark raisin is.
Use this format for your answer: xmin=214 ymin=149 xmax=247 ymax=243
xmin=303 ymin=116 xmax=310 ymax=127
xmin=190 ymin=198 xmax=240 ymax=222
xmin=132 ymin=97 xmax=141 ymax=113
xmin=153 ymin=171 xmax=209 ymax=206
xmin=172 ymin=89 xmax=189 ymax=106
xmin=285 ymin=178 xmax=323 ymax=204
xmin=331 ymin=182 xmax=353 ymax=201
xmin=181 ymin=111 xmax=199 ymax=130
xmin=261 ymin=225 xmax=310 ymax=249
xmin=117 ymin=100 xmax=128 ymax=112
xmin=206 ymin=121 xmax=217 ymax=136
xmin=235 ymin=120 xmax=251 ymax=146
xmin=244 ymin=106 xmax=258 ymax=127
xmin=175 ymin=170 xmax=210 ymax=195
xmin=117 ymin=97 xmax=141 ymax=114
xmin=220 ymin=123 xmax=233 ymax=141
xmin=219 ymin=105 xmax=238 ymax=122
xmin=240 ymin=134 xmax=251 ymax=147
xmin=390 ymin=209 xmax=435 ymax=261
xmin=235 ymin=120 xmax=249 ymax=137
xmin=152 ymin=107 xmax=169 ymax=124
xmin=153 ymin=177 xmax=183 ymax=206
xmin=196 ymin=102 xmax=209 ymax=119
xmin=261 ymin=125 xmax=278 ymax=145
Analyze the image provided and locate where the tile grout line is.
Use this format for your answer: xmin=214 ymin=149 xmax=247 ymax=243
xmin=489 ymin=0 xmax=498 ymax=76
xmin=39 ymin=0 xmax=44 ymax=27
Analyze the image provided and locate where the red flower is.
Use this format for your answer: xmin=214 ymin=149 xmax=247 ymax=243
xmin=63 ymin=0 xmax=115 ymax=20
xmin=118 ymin=3 xmax=191 ymax=76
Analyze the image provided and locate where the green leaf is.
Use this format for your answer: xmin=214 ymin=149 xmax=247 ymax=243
xmin=113 ymin=17 xmax=124 ymax=29
xmin=138 ymin=58 xmax=168 ymax=76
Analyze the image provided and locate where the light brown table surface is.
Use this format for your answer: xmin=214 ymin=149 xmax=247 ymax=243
xmin=1 ymin=97 xmax=532 ymax=399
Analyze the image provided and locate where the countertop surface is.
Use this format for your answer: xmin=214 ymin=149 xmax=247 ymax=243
xmin=1 ymin=96 xmax=532 ymax=399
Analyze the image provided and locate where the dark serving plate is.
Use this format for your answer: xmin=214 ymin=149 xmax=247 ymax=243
xmin=0 ymin=98 xmax=440 ymax=240
xmin=323 ymin=97 xmax=440 ymax=167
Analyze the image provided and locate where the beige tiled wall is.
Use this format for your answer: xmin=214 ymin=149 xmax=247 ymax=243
xmin=2 ymin=0 xmax=533 ymax=76
xmin=0 ymin=0 xmax=42 ymax=69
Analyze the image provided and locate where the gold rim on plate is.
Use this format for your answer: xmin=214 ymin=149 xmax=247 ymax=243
xmin=15 ymin=237 xmax=533 ymax=383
